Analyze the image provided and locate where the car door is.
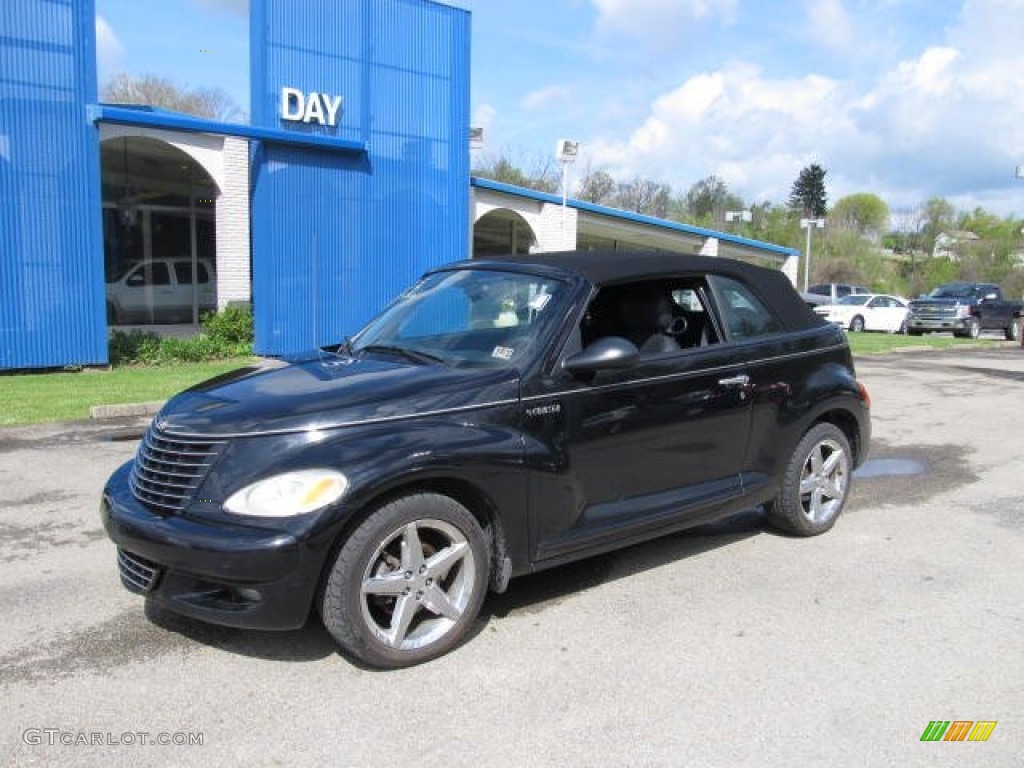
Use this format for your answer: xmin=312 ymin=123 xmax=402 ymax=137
xmin=121 ymin=261 xmax=175 ymax=322
xmin=520 ymin=278 xmax=753 ymax=564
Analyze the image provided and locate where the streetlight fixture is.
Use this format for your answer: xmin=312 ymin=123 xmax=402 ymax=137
xmin=800 ymin=217 xmax=826 ymax=292
xmin=469 ymin=126 xmax=484 ymax=151
xmin=556 ymin=139 xmax=580 ymax=248
xmin=725 ymin=209 xmax=751 ymax=224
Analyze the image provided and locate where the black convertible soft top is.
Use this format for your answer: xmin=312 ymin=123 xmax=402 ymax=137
xmin=458 ymin=250 xmax=822 ymax=332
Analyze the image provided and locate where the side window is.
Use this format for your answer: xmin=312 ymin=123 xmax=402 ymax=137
xmin=837 ymin=285 xmax=851 ymax=297
xmin=132 ymin=262 xmax=170 ymax=286
xmin=173 ymin=261 xmax=211 ymax=285
xmin=174 ymin=262 xmax=193 ymax=285
xmin=580 ymin=279 xmax=718 ymax=355
xmin=713 ymin=277 xmax=783 ymax=340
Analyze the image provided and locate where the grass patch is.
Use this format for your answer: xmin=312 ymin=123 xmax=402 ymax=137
xmin=847 ymin=331 xmax=1008 ymax=355
xmin=0 ymin=360 xmax=254 ymax=426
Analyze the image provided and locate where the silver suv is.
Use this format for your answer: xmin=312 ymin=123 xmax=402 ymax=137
xmin=106 ymin=258 xmax=216 ymax=324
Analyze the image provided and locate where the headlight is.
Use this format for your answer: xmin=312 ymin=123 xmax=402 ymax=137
xmin=224 ymin=469 xmax=348 ymax=517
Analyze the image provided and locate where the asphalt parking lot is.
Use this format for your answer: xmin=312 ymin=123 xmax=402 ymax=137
xmin=1 ymin=346 xmax=1021 ymax=767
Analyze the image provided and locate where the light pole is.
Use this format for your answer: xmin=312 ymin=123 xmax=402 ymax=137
xmin=800 ymin=217 xmax=826 ymax=292
xmin=556 ymin=139 xmax=580 ymax=249
xmin=725 ymin=209 xmax=751 ymax=230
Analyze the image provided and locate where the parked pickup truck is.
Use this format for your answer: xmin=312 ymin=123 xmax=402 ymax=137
xmin=907 ymin=282 xmax=1022 ymax=340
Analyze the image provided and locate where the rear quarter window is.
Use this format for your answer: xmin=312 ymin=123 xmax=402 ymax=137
xmin=713 ymin=276 xmax=783 ymax=340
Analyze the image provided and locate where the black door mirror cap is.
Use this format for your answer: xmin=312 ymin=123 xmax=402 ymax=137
xmin=563 ymin=336 xmax=641 ymax=375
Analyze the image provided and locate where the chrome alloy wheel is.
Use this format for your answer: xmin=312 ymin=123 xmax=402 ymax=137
xmin=359 ymin=518 xmax=477 ymax=651
xmin=798 ymin=437 xmax=850 ymax=524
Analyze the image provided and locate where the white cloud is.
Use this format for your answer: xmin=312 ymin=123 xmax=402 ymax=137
xmin=522 ymin=85 xmax=572 ymax=112
xmin=472 ymin=103 xmax=497 ymax=143
xmin=586 ymin=0 xmax=1024 ymax=214
xmin=804 ymin=0 xmax=856 ymax=56
xmin=590 ymin=63 xmax=849 ymax=203
xmin=590 ymin=0 xmax=737 ymax=48
xmin=95 ymin=16 xmax=124 ymax=79
xmin=190 ymin=0 xmax=248 ymax=13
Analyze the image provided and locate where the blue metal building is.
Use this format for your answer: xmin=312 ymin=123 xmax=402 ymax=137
xmin=1 ymin=0 xmax=470 ymax=367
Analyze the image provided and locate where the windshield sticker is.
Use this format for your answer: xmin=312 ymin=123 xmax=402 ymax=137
xmin=529 ymin=293 xmax=552 ymax=312
xmin=492 ymin=346 xmax=515 ymax=361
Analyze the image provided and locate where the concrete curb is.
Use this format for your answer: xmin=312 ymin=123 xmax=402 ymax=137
xmin=89 ymin=401 xmax=165 ymax=420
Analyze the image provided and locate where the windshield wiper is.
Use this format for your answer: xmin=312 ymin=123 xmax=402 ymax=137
xmin=358 ymin=344 xmax=444 ymax=365
xmin=318 ymin=337 xmax=352 ymax=361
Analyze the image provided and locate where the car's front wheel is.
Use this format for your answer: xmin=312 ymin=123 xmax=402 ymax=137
xmin=1005 ymin=320 xmax=1020 ymax=342
xmin=321 ymin=493 xmax=489 ymax=668
xmin=956 ymin=317 xmax=981 ymax=339
xmin=765 ymin=423 xmax=852 ymax=536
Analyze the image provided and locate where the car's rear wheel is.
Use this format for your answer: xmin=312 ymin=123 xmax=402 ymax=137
xmin=765 ymin=423 xmax=852 ymax=536
xmin=849 ymin=315 xmax=865 ymax=333
xmin=1005 ymin=320 xmax=1019 ymax=341
xmin=321 ymin=493 xmax=489 ymax=669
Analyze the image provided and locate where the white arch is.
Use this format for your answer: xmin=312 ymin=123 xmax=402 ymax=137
xmin=471 ymin=186 xmax=577 ymax=255
xmin=98 ymin=123 xmax=225 ymax=190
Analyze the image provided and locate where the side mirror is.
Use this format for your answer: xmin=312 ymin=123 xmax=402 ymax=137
xmin=563 ymin=336 xmax=640 ymax=375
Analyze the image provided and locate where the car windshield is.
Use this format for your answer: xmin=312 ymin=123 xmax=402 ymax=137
xmin=929 ymin=284 xmax=978 ymax=299
xmin=837 ymin=295 xmax=871 ymax=306
xmin=351 ymin=269 xmax=567 ymax=368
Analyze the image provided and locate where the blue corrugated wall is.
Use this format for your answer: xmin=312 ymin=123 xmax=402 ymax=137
xmin=250 ymin=0 xmax=471 ymax=355
xmin=0 ymin=0 xmax=106 ymax=368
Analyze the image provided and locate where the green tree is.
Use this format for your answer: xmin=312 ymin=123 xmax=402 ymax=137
xmin=788 ymin=163 xmax=828 ymax=217
xmin=102 ymin=73 xmax=242 ymax=121
xmin=472 ymin=154 xmax=559 ymax=193
xmin=921 ymin=197 xmax=955 ymax=254
xmin=615 ymin=177 xmax=673 ymax=218
xmin=681 ymin=175 xmax=744 ymax=225
xmin=577 ymin=169 xmax=616 ymax=205
xmin=830 ymin=193 xmax=889 ymax=237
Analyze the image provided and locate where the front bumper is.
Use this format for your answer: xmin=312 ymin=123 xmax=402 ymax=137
xmin=101 ymin=462 xmax=326 ymax=630
xmin=908 ymin=317 xmax=969 ymax=330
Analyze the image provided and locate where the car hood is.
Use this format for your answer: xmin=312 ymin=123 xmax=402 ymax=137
xmin=909 ymin=297 xmax=969 ymax=307
xmin=154 ymin=352 xmax=521 ymax=436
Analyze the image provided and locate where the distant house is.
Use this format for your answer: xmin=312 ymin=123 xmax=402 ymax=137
xmin=932 ymin=230 xmax=980 ymax=260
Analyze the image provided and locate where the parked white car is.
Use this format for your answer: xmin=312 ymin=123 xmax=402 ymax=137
xmin=106 ymin=258 xmax=216 ymax=324
xmin=813 ymin=293 xmax=910 ymax=333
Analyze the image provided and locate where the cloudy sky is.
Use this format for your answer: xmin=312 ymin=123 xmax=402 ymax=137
xmin=95 ymin=0 xmax=1024 ymax=219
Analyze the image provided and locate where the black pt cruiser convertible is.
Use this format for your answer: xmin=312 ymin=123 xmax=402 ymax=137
xmin=102 ymin=251 xmax=871 ymax=668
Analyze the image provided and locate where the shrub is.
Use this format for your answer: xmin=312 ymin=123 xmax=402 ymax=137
xmin=108 ymin=307 xmax=254 ymax=366
xmin=108 ymin=329 xmax=162 ymax=366
xmin=202 ymin=304 xmax=254 ymax=345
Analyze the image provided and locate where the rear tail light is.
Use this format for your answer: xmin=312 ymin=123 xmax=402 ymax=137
xmin=856 ymin=381 xmax=871 ymax=409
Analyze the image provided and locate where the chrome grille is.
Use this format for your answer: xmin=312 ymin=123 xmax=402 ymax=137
xmin=130 ymin=426 xmax=226 ymax=513
xmin=911 ymin=305 xmax=956 ymax=320
xmin=118 ymin=549 xmax=162 ymax=593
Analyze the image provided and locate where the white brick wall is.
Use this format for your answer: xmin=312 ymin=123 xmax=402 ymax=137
xmin=215 ymin=137 xmax=251 ymax=309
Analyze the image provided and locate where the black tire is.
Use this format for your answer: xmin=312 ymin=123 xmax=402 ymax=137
xmin=849 ymin=315 xmax=865 ymax=333
xmin=321 ymin=493 xmax=489 ymax=669
xmin=896 ymin=318 xmax=908 ymax=335
xmin=1005 ymin=320 xmax=1019 ymax=342
xmin=907 ymin=328 xmax=923 ymax=337
xmin=765 ymin=423 xmax=852 ymax=536
xmin=106 ymin=302 xmax=118 ymax=325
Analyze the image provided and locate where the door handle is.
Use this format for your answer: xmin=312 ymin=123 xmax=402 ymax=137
xmin=718 ymin=374 xmax=750 ymax=388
